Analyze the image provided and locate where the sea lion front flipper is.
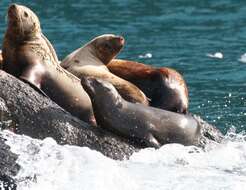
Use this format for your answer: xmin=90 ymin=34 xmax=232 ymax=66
xmin=20 ymin=64 xmax=48 ymax=97
xmin=145 ymin=133 xmax=161 ymax=148
xmin=21 ymin=77 xmax=48 ymax=97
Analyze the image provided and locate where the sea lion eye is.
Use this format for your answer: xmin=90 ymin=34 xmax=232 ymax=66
xmin=104 ymin=43 xmax=112 ymax=50
xmin=24 ymin=11 xmax=28 ymax=17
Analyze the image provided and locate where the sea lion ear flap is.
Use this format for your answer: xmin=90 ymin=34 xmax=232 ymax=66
xmin=19 ymin=64 xmax=48 ymax=97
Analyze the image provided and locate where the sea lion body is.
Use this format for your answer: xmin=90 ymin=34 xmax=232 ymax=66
xmin=2 ymin=4 xmax=95 ymax=125
xmin=107 ymin=59 xmax=188 ymax=113
xmin=61 ymin=35 xmax=149 ymax=105
xmin=81 ymin=77 xmax=200 ymax=148
xmin=0 ymin=50 xmax=2 ymax=67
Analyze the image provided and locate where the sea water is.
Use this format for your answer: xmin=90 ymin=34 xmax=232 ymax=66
xmin=1 ymin=130 xmax=246 ymax=190
xmin=0 ymin=1 xmax=246 ymax=189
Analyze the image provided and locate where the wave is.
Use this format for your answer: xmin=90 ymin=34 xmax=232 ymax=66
xmin=1 ymin=128 xmax=245 ymax=190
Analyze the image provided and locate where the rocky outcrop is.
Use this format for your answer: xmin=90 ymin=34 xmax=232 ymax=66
xmin=0 ymin=70 xmax=224 ymax=189
xmin=0 ymin=70 xmax=141 ymax=161
xmin=0 ymin=136 xmax=18 ymax=190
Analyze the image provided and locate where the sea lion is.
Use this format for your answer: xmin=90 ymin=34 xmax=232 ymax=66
xmin=2 ymin=4 xmax=96 ymax=125
xmin=81 ymin=77 xmax=200 ymax=148
xmin=0 ymin=50 xmax=2 ymax=67
xmin=60 ymin=35 xmax=149 ymax=105
xmin=107 ymin=59 xmax=189 ymax=113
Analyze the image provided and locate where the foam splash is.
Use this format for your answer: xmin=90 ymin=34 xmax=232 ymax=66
xmin=238 ymin=53 xmax=246 ymax=63
xmin=139 ymin=53 xmax=152 ymax=59
xmin=2 ymin=129 xmax=246 ymax=190
xmin=206 ymin=52 xmax=223 ymax=59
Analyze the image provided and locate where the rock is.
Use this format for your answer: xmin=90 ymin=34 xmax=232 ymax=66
xmin=0 ymin=174 xmax=17 ymax=190
xmin=0 ymin=70 xmax=140 ymax=160
xmin=0 ymin=70 xmax=223 ymax=161
xmin=0 ymin=136 xmax=19 ymax=190
xmin=0 ymin=136 xmax=19 ymax=176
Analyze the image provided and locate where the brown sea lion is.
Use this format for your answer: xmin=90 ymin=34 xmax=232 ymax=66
xmin=81 ymin=77 xmax=200 ymax=148
xmin=2 ymin=4 xmax=96 ymax=125
xmin=0 ymin=50 xmax=2 ymax=67
xmin=107 ymin=59 xmax=189 ymax=113
xmin=60 ymin=35 xmax=149 ymax=105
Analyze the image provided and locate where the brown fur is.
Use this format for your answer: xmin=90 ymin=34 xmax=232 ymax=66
xmin=2 ymin=4 xmax=96 ymax=125
xmin=61 ymin=34 xmax=149 ymax=105
xmin=0 ymin=50 xmax=2 ymax=67
xmin=107 ymin=59 xmax=189 ymax=113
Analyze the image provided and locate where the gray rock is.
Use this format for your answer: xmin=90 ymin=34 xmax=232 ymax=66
xmin=0 ymin=70 xmax=140 ymax=160
xmin=0 ymin=70 xmax=224 ymax=162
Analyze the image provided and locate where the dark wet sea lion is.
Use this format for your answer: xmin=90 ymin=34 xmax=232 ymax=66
xmin=60 ymin=35 xmax=149 ymax=105
xmin=2 ymin=4 xmax=96 ymax=125
xmin=81 ymin=77 xmax=200 ymax=148
xmin=107 ymin=59 xmax=189 ymax=113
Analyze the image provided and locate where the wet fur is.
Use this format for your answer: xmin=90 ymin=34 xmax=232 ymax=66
xmin=82 ymin=77 xmax=200 ymax=148
xmin=107 ymin=59 xmax=189 ymax=113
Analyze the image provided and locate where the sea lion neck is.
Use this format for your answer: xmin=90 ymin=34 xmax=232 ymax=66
xmin=83 ymin=78 xmax=123 ymax=109
xmin=102 ymin=85 xmax=124 ymax=109
xmin=24 ymin=33 xmax=42 ymax=42
xmin=86 ymin=41 xmax=114 ymax=65
xmin=5 ymin=30 xmax=41 ymax=45
xmin=84 ymin=44 xmax=104 ymax=65
xmin=94 ymin=89 xmax=123 ymax=112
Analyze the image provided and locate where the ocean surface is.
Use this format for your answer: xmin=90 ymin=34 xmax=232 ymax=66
xmin=0 ymin=0 xmax=246 ymax=189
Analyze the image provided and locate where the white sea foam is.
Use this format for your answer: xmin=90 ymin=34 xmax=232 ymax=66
xmin=1 ymin=129 xmax=246 ymax=190
xmin=139 ymin=53 xmax=152 ymax=59
xmin=206 ymin=52 xmax=223 ymax=59
xmin=238 ymin=53 xmax=246 ymax=63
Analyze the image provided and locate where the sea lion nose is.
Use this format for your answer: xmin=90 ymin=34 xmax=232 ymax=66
xmin=118 ymin=36 xmax=125 ymax=45
xmin=8 ymin=4 xmax=19 ymax=15
xmin=9 ymin=4 xmax=18 ymax=10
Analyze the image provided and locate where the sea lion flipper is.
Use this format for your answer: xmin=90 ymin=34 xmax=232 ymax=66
xmin=21 ymin=77 xmax=48 ymax=97
xmin=20 ymin=64 xmax=48 ymax=97
xmin=145 ymin=133 xmax=161 ymax=148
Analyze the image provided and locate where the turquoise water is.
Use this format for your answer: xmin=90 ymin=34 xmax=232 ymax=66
xmin=1 ymin=0 xmax=246 ymax=133
xmin=1 ymin=2 xmax=246 ymax=189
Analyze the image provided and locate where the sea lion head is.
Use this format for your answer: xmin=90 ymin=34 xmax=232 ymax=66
xmin=81 ymin=77 xmax=120 ymax=103
xmin=90 ymin=34 xmax=125 ymax=64
xmin=7 ymin=4 xmax=41 ymax=40
xmin=158 ymin=68 xmax=189 ymax=114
